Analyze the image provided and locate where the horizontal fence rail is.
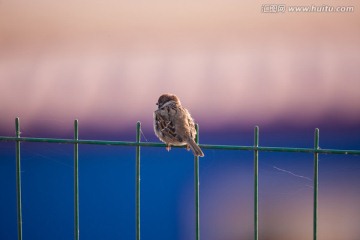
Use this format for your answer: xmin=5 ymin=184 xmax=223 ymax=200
xmin=1 ymin=118 xmax=360 ymax=240
xmin=1 ymin=136 xmax=360 ymax=155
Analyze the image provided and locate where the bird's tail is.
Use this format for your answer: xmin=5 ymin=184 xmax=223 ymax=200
xmin=187 ymin=138 xmax=205 ymax=157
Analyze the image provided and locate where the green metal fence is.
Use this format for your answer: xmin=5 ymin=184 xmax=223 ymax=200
xmin=1 ymin=117 xmax=360 ymax=240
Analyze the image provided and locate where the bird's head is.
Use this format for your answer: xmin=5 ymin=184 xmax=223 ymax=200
xmin=156 ymin=94 xmax=181 ymax=109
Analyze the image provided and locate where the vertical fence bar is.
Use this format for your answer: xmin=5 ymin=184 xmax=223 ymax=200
xmin=254 ymin=126 xmax=259 ymax=240
xmin=194 ymin=124 xmax=200 ymax=240
xmin=74 ymin=120 xmax=80 ymax=240
xmin=15 ymin=117 xmax=23 ymax=240
xmin=136 ymin=122 xmax=141 ymax=240
xmin=313 ymin=128 xmax=319 ymax=240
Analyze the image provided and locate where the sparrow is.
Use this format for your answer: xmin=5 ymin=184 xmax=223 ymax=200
xmin=153 ymin=93 xmax=204 ymax=157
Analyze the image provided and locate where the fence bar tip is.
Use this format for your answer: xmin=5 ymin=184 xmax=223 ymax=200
xmin=254 ymin=126 xmax=259 ymax=147
xmin=314 ymin=128 xmax=319 ymax=149
xmin=15 ymin=117 xmax=21 ymax=137
xmin=74 ymin=119 xmax=79 ymax=140
xmin=136 ymin=121 xmax=141 ymax=142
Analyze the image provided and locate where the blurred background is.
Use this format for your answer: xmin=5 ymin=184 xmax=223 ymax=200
xmin=1 ymin=0 xmax=360 ymax=239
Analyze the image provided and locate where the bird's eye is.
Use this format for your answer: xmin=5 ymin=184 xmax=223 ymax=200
xmin=156 ymin=103 xmax=158 ymax=105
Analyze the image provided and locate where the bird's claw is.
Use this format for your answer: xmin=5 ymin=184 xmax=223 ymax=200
xmin=166 ymin=145 xmax=171 ymax=152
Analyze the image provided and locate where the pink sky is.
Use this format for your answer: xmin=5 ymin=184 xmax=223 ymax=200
xmin=1 ymin=1 xmax=360 ymax=132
